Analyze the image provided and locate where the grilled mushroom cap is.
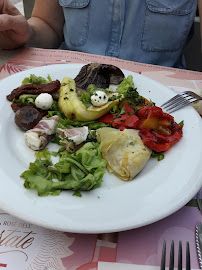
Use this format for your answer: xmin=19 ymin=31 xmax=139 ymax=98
xmin=74 ymin=63 xmax=125 ymax=95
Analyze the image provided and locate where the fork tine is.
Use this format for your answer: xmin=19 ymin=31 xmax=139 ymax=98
xmin=161 ymin=90 xmax=202 ymax=113
xmin=163 ymin=92 xmax=196 ymax=111
xmin=178 ymin=241 xmax=182 ymax=270
xmin=169 ymin=241 xmax=175 ymax=270
xmin=186 ymin=241 xmax=191 ymax=270
xmin=161 ymin=94 xmax=183 ymax=107
xmin=165 ymin=99 xmax=190 ymax=111
xmin=160 ymin=240 xmax=166 ymax=270
xmin=162 ymin=97 xmax=185 ymax=109
xmin=166 ymin=100 xmax=191 ymax=113
xmin=160 ymin=241 xmax=191 ymax=270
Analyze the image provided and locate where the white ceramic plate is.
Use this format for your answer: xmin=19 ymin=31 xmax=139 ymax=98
xmin=0 ymin=64 xmax=202 ymax=233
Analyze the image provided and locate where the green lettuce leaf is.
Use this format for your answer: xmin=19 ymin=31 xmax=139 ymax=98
xmin=35 ymin=148 xmax=52 ymax=160
xmin=22 ymin=74 xmax=52 ymax=85
xmin=20 ymin=142 xmax=106 ymax=196
xmin=116 ymin=75 xmax=135 ymax=95
xmin=57 ymin=117 xmax=109 ymax=130
xmin=12 ymin=94 xmax=37 ymax=105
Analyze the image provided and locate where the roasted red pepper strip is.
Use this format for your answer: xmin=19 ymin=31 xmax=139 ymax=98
xmin=98 ymin=113 xmax=115 ymax=124
xmin=139 ymin=125 xmax=182 ymax=152
xmin=98 ymin=103 xmax=183 ymax=152
xmin=138 ymin=105 xmax=174 ymax=123
xmin=99 ymin=112 xmax=141 ymax=130
xmin=138 ymin=106 xmax=183 ymax=151
xmin=113 ymin=114 xmax=128 ymax=126
xmin=124 ymin=103 xmax=135 ymax=114
xmin=124 ymin=115 xmax=141 ymax=129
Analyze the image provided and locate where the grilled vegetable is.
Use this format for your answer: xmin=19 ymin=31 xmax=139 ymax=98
xmin=74 ymin=63 xmax=125 ymax=95
xmin=58 ymin=77 xmax=120 ymax=122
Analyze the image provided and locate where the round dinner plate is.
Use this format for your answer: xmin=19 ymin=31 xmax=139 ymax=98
xmin=0 ymin=64 xmax=202 ymax=233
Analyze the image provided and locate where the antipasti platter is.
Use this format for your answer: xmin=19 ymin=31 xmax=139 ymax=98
xmin=0 ymin=63 xmax=202 ymax=233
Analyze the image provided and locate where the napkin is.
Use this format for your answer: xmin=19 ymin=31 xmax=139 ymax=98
xmin=98 ymin=262 xmax=158 ymax=269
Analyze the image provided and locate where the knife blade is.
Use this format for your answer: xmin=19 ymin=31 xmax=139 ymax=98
xmin=196 ymin=222 xmax=202 ymax=270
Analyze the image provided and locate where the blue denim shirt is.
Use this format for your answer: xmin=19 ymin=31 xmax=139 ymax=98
xmin=59 ymin=0 xmax=197 ymax=68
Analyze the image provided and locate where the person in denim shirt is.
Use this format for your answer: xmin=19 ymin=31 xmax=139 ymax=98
xmin=0 ymin=0 xmax=199 ymax=68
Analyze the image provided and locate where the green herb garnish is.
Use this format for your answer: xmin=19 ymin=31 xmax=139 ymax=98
xmin=151 ymin=151 xmax=164 ymax=161
xmin=178 ymin=120 xmax=184 ymax=126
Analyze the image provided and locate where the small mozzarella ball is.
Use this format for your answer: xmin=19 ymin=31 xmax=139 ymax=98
xmin=91 ymin=91 xmax=108 ymax=107
xmin=35 ymin=93 xmax=53 ymax=110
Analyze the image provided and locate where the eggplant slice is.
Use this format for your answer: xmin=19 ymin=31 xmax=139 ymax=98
xmin=74 ymin=63 xmax=125 ymax=95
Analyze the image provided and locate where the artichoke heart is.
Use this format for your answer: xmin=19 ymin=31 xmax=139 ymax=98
xmin=58 ymin=77 xmax=120 ymax=121
xmin=97 ymin=127 xmax=152 ymax=181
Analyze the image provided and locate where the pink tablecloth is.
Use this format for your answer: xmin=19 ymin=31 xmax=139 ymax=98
xmin=0 ymin=47 xmax=201 ymax=270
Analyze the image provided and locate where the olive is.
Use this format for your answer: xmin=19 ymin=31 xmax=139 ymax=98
xmin=15 ymin=106 xmax=42 ymax=131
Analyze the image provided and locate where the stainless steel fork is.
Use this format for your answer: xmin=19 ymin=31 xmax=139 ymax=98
xmin=160 ymin=240 xmax=191 ymax=270
xmin=161 ymin=91 xmax=202 ymax=113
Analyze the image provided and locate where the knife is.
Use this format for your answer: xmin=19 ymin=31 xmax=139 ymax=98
xmin=196 ymin=222 xmax=202 ymax=269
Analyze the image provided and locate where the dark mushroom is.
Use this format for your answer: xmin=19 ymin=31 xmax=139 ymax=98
xmin=15 ymin=106 xmax=42 ymax=131
xmin=74 ymin=63 xmax=125 ymax=95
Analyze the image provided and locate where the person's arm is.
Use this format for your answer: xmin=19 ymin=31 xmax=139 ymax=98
xmin=198 ymin=0 xmax=202 ymax=50
xmin=27 ymin=0 xmax=64 ymax=48
xmin=0 ymin=0 xmax=31 ymax=49
xmin=0 ymin=0 xmax=64 ymax=49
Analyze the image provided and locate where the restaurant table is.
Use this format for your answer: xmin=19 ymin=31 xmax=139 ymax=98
xmin=0 ymin=47 xmax=201 ymax=270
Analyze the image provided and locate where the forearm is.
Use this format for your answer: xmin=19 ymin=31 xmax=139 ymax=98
xmin=26 ymin=0 xmax=64 ymax=49
xmin=27 ymin=17 xmax=63 ymax=49
xmin=198 ymin=0 xmax=202 ymax=50
xmin=0 ymin=0 xmax=64 ymax=50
